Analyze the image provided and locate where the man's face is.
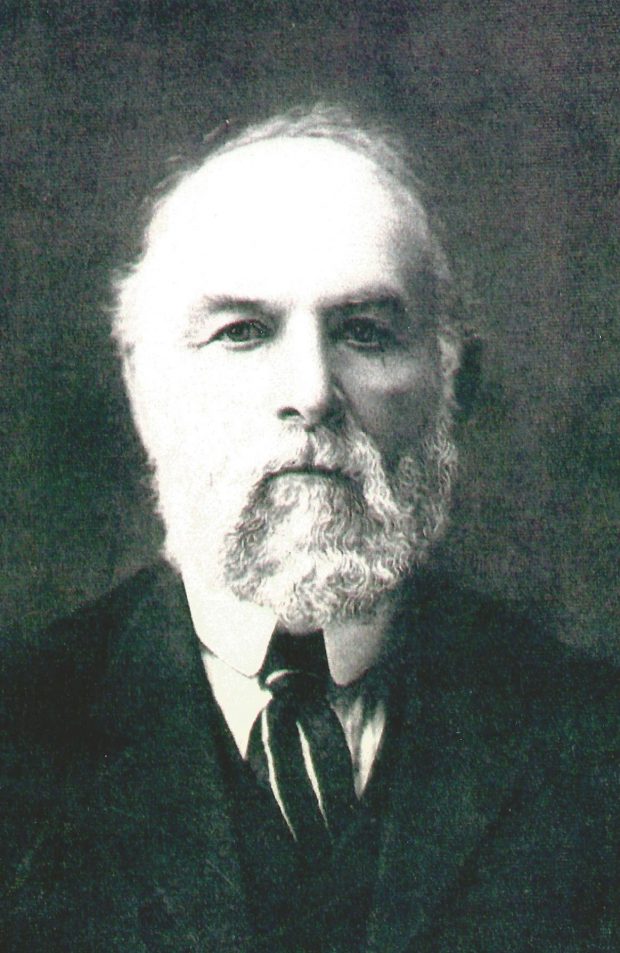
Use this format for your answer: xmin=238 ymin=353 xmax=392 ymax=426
xmin=128 ymin=137 xmax=456 ymax=627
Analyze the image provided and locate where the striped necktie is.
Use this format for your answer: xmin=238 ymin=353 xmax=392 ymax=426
xmin=248 ymin=630 xmax=356 ymax=851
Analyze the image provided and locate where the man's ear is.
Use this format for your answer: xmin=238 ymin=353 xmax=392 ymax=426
xmin=118 ymin=348 xmax=149 ymax=445
xmin=438 ymin=334 xmax=459 ymax=377
xmin=438 ymin=334 xmax=460 ymax=406
xmin=119 ymin=349 xmax=137 ymax=412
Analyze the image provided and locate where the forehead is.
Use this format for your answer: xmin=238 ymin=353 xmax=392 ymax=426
xmin=145 ymin=137 xmax=430 ymax=311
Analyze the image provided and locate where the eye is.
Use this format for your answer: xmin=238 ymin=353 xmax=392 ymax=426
xmin=336 ymin=317 xmax=395 ymax=351
xmin=327 ymin=298 xmax=405 ymax=353
xmin=211 ymin=320 xmax=271 ymax=347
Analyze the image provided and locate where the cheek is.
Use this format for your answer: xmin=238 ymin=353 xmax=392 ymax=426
xmin=134 ymin=351 xmax=283 ymax=483
xmin=130 ymin=349 xmax=224 ymax=458
xmin=341 ymin=363 xmax=442 ymax=465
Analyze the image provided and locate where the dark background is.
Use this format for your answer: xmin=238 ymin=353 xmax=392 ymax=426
xmin=2 ymin=1 xmax=618 ymax=657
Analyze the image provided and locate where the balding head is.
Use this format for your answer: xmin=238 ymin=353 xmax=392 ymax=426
xmin=114 ymin=104 xmax=459 ymax=369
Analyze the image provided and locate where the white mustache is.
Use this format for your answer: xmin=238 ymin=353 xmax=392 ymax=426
xmin=250 ymin=426 xmax=377 ymax=489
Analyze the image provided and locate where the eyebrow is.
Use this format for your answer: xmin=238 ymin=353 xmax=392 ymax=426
xmin=329 ymin=290 xmax=440 ymax=341
xmin=323 ymin=294 xmax=407 ymax=316
xmin=188 ymin=295 xmax=278 ymax=319
xmin=318 ymin=285 xmax=406 ymax=311
xmin=183 ymin=286 xmax=414 ymax=336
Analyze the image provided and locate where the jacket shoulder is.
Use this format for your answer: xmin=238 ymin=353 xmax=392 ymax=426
xmin=0 ymin=564 xmax=185 ymax=898
xmin=1 ymin=565 xmax=171 ymax=738
xmin=410 ymin=571 xmax=620 ymax=763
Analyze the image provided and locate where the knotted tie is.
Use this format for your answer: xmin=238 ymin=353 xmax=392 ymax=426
xmin=248 ymin=630 xmax=356 ymax=850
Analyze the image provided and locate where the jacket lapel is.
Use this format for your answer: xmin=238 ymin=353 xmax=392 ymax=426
xmin=91 ymin=566 xmax=254 ymax=953
xmin=86 ymin=565 xmax=535 ymax=952
xmin=365 ymin=586 xmax=533 ymax=953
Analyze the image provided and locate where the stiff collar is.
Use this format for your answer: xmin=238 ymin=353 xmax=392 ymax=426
xmin=182 ymin=573 xmax=394 ymax=686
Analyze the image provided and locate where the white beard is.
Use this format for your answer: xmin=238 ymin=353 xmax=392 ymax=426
xmin=151 ymin=414 xmax=457 ymax=630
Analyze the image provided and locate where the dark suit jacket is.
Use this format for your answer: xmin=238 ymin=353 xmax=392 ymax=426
xmin=1 ymin=563 xmax=619 ymax=952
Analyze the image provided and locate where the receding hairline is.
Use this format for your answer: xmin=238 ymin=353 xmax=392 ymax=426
xmin=112 ymin=103 xmax=460 ymax=353
xmin=204 ymin=103 xmax=423 ymax=179
xmin=143 ymin=104 xmax=438 ymax=257
xmin=147 ymin=133 xmax=431 ymax=257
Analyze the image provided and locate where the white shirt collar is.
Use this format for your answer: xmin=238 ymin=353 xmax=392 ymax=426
xmin=201 ymin=644 xmax=387 ymax=788
xmin=182 ymin=574 xmax=393 ymax=686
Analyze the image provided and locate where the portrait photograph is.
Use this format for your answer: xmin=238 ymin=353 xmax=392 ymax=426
xmin=2 ymin=3 xmax=618 ymax=951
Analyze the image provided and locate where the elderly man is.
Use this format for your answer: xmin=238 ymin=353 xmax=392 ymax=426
xmin=2 ymin=105 xmax=618 ymax=952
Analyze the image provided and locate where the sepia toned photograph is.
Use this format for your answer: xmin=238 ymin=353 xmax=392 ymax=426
xmin=2 ymin=3 xmax=618 ymax=950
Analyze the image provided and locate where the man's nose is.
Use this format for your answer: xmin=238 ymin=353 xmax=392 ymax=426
xmin=276 ymin=311 xmax=342 ymax=428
